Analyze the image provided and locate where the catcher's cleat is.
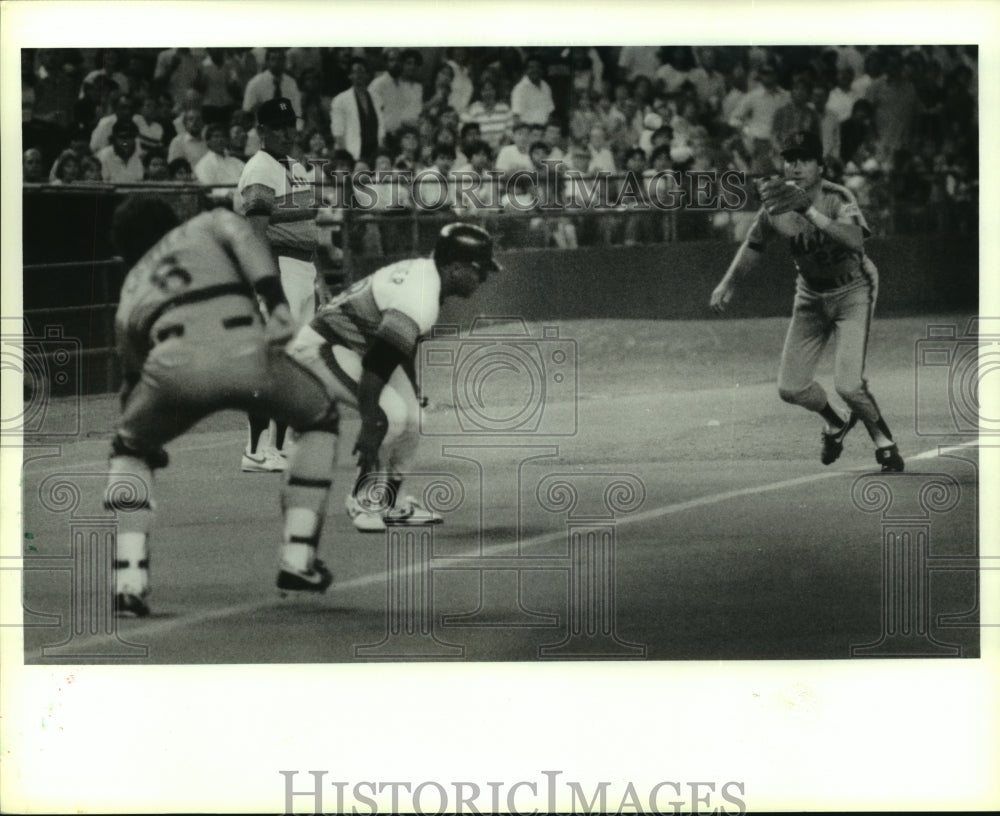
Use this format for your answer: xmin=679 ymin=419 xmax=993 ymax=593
xmin=875 ymin=444 xmax=905 ymax=473
xmin=276 ymin=558 xmax=333 ymax=596
xmin=384 ymin=495 xmax=443 ymax=526
xmin=820 ymin=411 xmax=858 ymax=465
xmin=115 ymin=592 xmax=151 ymax=618
xmin=345 ymin=493 xmax=387 ymax=533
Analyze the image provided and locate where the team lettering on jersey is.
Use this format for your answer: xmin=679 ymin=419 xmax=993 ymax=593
xmin=749 ymin=180 xmax=871 ymax=289
xmin=313 ymin=258 xmax=441 ymax=355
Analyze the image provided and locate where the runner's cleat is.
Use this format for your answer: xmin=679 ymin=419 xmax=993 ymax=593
xmin=875 ymin=444 xmax=905 ymax=473
xmin=276 ymin=558 xmax=333 ymax=595
xmin=345 ymin=493 xmax=387 ymax=533
xmin=820 ymin=411 xmax=858 ymax=465
xmin=115 ymin=592 xmax=150 ymax=618
xmin=384 ymin=495 xmax=443 ymax=526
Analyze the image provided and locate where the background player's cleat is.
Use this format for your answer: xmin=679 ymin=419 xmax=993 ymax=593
xmin=267 ymin=448 xmax=288 ymax=472
xmin=115 ymin=592 xmax=150 ymax=618
xmin=875 ymin=444 xmax=905 ymax=472
xmin=241 ymin=446 xmax=286 ymax=473
xmin=345 ymin=493 xmax=387 ymax=533
xmin=384 ymin=495 xmax=443 ymax=526
xmin=820 ymin=411 xmax=858 ymax=465
xmin=276 ymin=558 xmax=333 ymax=595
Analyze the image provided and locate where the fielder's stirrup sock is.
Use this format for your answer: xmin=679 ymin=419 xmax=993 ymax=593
xmin=819 ymin=403 xmax=846 ymax=431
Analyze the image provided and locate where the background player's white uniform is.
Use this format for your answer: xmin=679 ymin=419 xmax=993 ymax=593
xmin=234 ymin=149 xmax=320 ymax=325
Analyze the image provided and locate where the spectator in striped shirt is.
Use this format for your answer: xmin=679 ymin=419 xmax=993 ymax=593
xmin=461 ymin=77 xmax=513 ymax=150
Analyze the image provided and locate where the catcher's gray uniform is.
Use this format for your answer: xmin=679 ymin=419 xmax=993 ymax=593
xmin=746 ymin=180 xmax=884 ymax=425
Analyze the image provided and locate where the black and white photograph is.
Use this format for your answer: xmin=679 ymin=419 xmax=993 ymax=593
xmin=2 ymin=0 xmax=998 ymax=813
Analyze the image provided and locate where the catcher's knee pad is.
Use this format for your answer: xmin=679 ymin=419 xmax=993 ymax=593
xmin=282 ymin=430 xmax=337 ymax=514
xmin=110 ymin=434 xmax=169 ymax=470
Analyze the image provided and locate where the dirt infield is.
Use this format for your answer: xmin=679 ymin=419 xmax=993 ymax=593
xmin=13 ymin=314 xmax=986 ymax=663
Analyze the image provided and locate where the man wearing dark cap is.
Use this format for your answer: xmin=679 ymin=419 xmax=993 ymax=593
xmin=97 ymin=117 xmax=144 ymax=183
xmin=709 ymin=129 xmax=904 ymax=473
xmin=233 ymin=96 xmax=327 ymax=471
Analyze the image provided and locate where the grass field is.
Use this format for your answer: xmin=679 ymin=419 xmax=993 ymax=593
xmin=12 ymin=313 xmax=987 ymax=664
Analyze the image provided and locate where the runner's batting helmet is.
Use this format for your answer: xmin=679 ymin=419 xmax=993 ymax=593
xmin=434 ymin=223 xmax=501 ymax=277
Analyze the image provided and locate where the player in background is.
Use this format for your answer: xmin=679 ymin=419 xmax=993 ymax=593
xmin=233 ymin=97 xmax=330 ymax=472
xmin=105 ymin=198 xmax=342 ymax=616
xmin=286 ymin=222 xmax=501 ymax=532
xmin=709 ymin=130 xmax=904 ymax=472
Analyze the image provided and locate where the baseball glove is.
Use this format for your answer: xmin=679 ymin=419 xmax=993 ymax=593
xmin=757 ymin=177 xmax=811 ymax=216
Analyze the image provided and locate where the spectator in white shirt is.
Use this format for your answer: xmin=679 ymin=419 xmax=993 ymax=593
xmin=511 ymin=57 xmax=555 ymax=127
xmin=826 ymin=67 xmax=859 ymax=123
xmin=242 ymin=49 xmax=302 ymax=123
xmin=495 ymin=122 xmax=535 ymax=177
xmin=167 ymin=107 xmax=209 ymax=167
xmin=97 ymin=119 xmax=144 ymax=183
xmin=194 ymin=121 xmax=246 ymax=204
xmin=445 ymin=48 xmax=474 ymax=114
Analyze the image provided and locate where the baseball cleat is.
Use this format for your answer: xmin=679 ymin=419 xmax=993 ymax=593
xmin=345 ymin=493 xmax=387 ymax=533
xmin=276 ymin=558 xmax=333 ymax=595
xmin=241 ymin=446 xmax=286 ymax=473
xmin=115 ymin=592 xmax=151 ymax=618
xmin=820 ymin=411 xmax=858 ymax=465
xmin=875 ymin=444 xmax=905 ymax=473
xmin=384 ymin=495 xmax=443 ymax=526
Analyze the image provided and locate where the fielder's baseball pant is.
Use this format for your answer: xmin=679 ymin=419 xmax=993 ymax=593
xmin=776 ymin=277 xmax=882 ymax=424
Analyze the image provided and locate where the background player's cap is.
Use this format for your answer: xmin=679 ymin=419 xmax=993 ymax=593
xmin=257 ymin=97 xmax=298 ymax=129
xmin=780 ymin=130 xmax=823 ymax=162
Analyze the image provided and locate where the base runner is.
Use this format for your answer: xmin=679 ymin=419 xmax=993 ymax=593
xmin=710 ymin=130 xmax=904 ymax=472
xmin=287 ymin=222 xmax=501 ymax=532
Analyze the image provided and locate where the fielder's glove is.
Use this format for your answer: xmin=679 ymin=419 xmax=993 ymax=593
xmin=352 ymin=407 xmax=389 ymax=475
xmin=757 ymin=176 xmax=811 ymax=216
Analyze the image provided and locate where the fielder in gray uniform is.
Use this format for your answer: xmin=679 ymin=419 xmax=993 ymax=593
xmin=710 ymin=130 xmax=904 ymax=472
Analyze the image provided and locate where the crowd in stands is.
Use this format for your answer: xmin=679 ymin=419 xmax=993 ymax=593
xmin=21 ymin=45 xmax=979 ymax=248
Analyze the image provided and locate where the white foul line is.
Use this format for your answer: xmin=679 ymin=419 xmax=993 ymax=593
xmin=35 ymin=439 xmax=982 ymax=653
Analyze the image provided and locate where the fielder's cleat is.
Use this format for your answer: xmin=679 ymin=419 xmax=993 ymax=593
xmin=345 ymin=493 xmax=387 ymax=533
xmin=384 ymin=495 xmax=443 ymax=526
xmin=241 ymin=446 xmax=285 ymax=473
xmin=276 ymin=558 xmax=333 ymax=595
xmin=875 ymin=444 xmax=905 ymax=473
xmin=820 ymin=411 xmax=858 ymax=465
xmin=115 ymin=592 xmax=151 ymax=618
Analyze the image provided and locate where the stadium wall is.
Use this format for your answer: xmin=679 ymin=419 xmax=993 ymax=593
xmin=423 ymin=237 xmax=977 ymax=325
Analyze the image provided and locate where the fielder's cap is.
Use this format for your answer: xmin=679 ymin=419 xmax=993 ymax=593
xmin=780 ymin=130 xmax=823 ymax=161
xmin=257 ymin=97 xmax=298 ymax=129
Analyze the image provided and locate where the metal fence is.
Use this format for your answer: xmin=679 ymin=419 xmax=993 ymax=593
xmin=18 ymin=170 xmax=978 ymax=396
